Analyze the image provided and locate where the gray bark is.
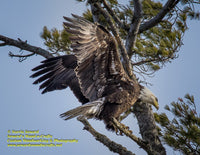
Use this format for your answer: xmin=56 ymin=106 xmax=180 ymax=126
xmin=77 ymin=116 xmax=135 ymax=155
xmin=133 ymin=102 xmax=166 ymax=155
xmin=0 ymin=35 xmax=53 ymax=58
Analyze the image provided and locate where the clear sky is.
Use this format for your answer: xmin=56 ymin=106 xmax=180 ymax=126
xmin=0 ymin=0 xmax=200 ymax=155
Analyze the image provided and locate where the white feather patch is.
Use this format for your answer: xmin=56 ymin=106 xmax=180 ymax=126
xmin=88 ymin=106 xmax=99 ymax=114
xmin=86 ymin=97 xmax=105 ymax=116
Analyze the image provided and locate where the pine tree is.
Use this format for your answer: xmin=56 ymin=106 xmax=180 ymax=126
xmin=155 ymin=94 xmax=200 ymax=155
xmin=0 ymin=0 xmax=199 ymax=154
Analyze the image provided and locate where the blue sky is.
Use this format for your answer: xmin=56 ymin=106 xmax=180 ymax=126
xmin=0 ymin=0 xmax=200 ymax=155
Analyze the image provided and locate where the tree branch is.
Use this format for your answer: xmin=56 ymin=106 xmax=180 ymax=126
xmin=9 ymin=51 xmax=35 ymax=58
xmin=102 ymin=0 xmax=129 ymax=30
xmin=131 ymin=56 xmax=173 ymax=66
xmin=0 ymin=42 xmax=7 ymax=46
xmin=77 ymin=116 xmax=135 ymax=155
xmin=139 ymin=0 xmax=180 ymax=33
xmin=0 ymin=34 xmax=53 ymax=58
xmin=125 ymin=0 xmax=142 ymax=57
xmin=111 ymin=118 xmax=157 ymax=154
xmin=90 ymin=1 xmax=105 ymax=25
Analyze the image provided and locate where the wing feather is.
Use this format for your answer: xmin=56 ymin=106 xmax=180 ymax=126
xmin=31 ymin=55 xmax=89 ymax=104
xmin=63 ymin=14 xmax=139 ymax=103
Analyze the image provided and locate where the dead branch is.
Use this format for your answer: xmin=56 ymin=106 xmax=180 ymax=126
xmin=131 ymin=56 xmax=173 ymax=67
xmin=111 ymin=118 xmax=157 ymax=155
xmin=102 ymin=0 xmax=129 ymax=30
xmin=0 ymin=34 xmax=53 ymax=58
xmin=8 ymin=51 xmax=35 ymax=62
xmin=9 ymin=51 xmax=35 ymax=58
xmin=77 ymin=116 xmax=135 ymax=155
xmin=0 ymin=42 xmax=7 ymax=46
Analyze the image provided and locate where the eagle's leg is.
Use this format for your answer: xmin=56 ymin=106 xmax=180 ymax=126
xmin=112 ymin=118 xmax=133 ymax=135
xmin=113 ymin=126 xmax=124 ymax=136
xmin=114 ymin=126 xmax=120 ymax=135
xmin=119 ymin=122 xmax=133 ymax=134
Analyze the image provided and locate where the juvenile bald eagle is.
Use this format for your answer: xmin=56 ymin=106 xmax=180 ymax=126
xmin=31 ymin=14 xmax=158 ymax=131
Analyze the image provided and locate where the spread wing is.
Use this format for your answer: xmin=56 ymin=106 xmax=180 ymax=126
xmin=30 ymin=55 xmax=89 ymax=104
xmin=64 ymin=14 xmax=139 ymax=104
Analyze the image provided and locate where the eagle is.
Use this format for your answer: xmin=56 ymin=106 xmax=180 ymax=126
xmin=31 ymin=14 xmax=159 ymax=132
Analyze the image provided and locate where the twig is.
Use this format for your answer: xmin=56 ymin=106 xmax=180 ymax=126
xmin=131 ymin=56 xmax=172 ymax=66
xmin=8 ymin=51 xmax=35 ymax=62
xmin=9 ymin=51 xmax=35 ymax=58
xmin=0 ymin=34 xmax=53 ymax=58
xmin=139 ymin=0 xmax=180 ymax=33
xmin=77 ymin=116 xmax=135 ymax=155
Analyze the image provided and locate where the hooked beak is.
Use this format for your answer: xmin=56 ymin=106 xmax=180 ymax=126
xmin=153 ymin=97 xmax=159 ymax=110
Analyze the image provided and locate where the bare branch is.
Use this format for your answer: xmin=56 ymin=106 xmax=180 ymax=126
xmin=9 ymin=51 xmax=35 ymax=58
xmin=0 ymin=42 xmax=7 ymax=46
xmin=139 ymin=0 xmax=181 ymax=33
xmin=131 ymin=56 xmax=173 ymax=66
xmin=102 ymin=0 xmax=129 ymax=30
xmin=0 ymin=34 xmax=53 ymax=58
xmin=90 ymin=1 xmax=104 ymax=25
xmin=77 ymin=116 xmax=135 ymax=155
xmin=125 ymin=0 xmax=142 ymax=57
xmin=112 ymin=118 xmax=158 ymax=155
xmin=8 ymin=50 xmax=35 ymax=62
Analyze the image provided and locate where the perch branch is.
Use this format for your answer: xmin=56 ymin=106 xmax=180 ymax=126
xmin=0 ymin=34 xmax=53 ymax=58
xmin=112 ymin=118 xmax=156 ymax=155
xmin=77 ymin=116 xmax=135 ymax=155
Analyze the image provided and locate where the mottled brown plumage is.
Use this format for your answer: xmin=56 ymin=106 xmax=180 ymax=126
xmin=31 ymin=14 xmax=158 ymax=131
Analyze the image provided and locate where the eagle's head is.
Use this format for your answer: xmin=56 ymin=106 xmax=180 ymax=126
xmin=139 ymin=86 xmax=159 ymax=110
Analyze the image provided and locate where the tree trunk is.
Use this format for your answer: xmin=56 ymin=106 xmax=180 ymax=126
xmin=133 ymin=102 xmax=166 ymax=155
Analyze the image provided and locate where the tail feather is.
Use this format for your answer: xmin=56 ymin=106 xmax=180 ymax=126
xmin=60 ymin=99 xmax=104 ymax=120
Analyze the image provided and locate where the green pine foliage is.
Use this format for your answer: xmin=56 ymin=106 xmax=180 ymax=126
xmin=108 ymin=0 xmax=189 ymax=71
xmin=154 ymin=94 xmax=200 ymax=155
xmin=40 ymin=26 xmax=71 ymax=55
